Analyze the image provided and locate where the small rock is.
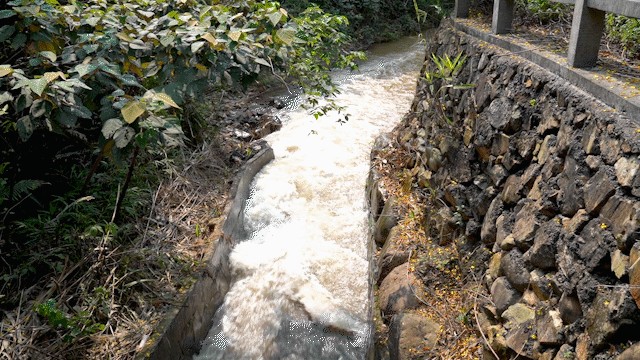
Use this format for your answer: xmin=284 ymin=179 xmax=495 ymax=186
xmin=502 ymin=175 xmax=521 ymax=204
xmin=525 ymin=220 xmax=561 ymax=270
xmin=504 ymin=318 xmax=538 ymax=358
xmin=583 ymin=169 xmax=616 ymax=214
xmin=501 ymin=249 xmax=531 ymax=292
xmin=585 ymin=286 xmax=640 ymax=350
xmin=530 ymin=270 xmax=554 ymax=301
xmin=585 ymin=155 xmax=602 ymax=170
xmin=522 ymin=289 xmax=539 ymax=307
xmin=478 ymin=52 xmax=489 ymax=71
xmin=537 ymin=309 xmax=564 ymax=346
xmin=538 ymin=135 xmax=555 ymax=165
xmin=512 ymin=200 xmax=541 ymax=249
xmin=495 ymin=214 xmax=512 ymax=247
xmin=500 ymin=234 xmax=516 ymax=251
xmin=630 ymin=243 xmax=640 ymax=309
xmin=599 ymin=195 xmax=640 ymax=252
xmin=481 ymin=197 xmax=503 ymax=245
xmin=503 ymin=303 xmax=535 ymax=326
xmin=614 ymin=157 xmax=640 ymax=187
xmin=388 ymin=313 xmax=441 ymax=360
xmin=554 ymin=344 xmax=575 ymax=360
xmin=488 ymin=164 xmax=508 ymax=186
xmin=487 ymin=253 xmax=503 ymax=283
xmin=600 ymin=135 xmax=620 ymax=164
xmin=562 ymin=209 xmax=590 ymax=234
xmin=492 ymin=133 xmax=510 ymax=157
xmin=378 ymin=263 xmax=421 ymax=315
xmin=617 ymin=341 xmax=640 ymax=360
xmin=491 ymin=277 xmax=521 ymax=316
xmin=374 ymin=196 xmax=398 ymax=246
xmin=578 ymin=219 xmax=615 ymax=271
xmin=611 ymin=249 xmax=629 ymax=279
xmin=582 ymin=121 xmax=599 ymax=155
xmin=558 ymin=293 xmax=583 ymax=324
xmin=576 ymin=333 xmax=591 ymax=360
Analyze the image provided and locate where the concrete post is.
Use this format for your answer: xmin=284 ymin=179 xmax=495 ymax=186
xmin=567 ymin=0 xmax=606 ymax=68
xmin=492 ymin=0 xmax=515 ymax=34
xmin=454 ymin=0 xmax=471 ymax=18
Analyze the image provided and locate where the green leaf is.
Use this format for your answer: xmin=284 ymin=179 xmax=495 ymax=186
xmin=160 ymin=35 xmax=175 ymax=47
xmin=30 ymin=99 xmax=47 ymax=118
xmin=75 ymin=64 xmax=98 ymax=77
xmin=69 ymin=104 xmax=92 ymax=119
xmin=0 ymin=91 xmax=13 ymax=105
xmin=114 ymin=126 xmax=135 ymax=148
xmin=56 ymin=109 xmax=78 ymax=128
xmin=191 ymin=41 xmax=205 ymax=53
xmin=116 ymin=32 xmax=134 ymax=42
xmin=0 ymin=25 xmax=15 ymax=42
xmin=129 ymin=40 xmax=150 ymax=50
xmin=268 ymin=12 xmax=283 ymax=26
xmin=254 ymin=58 xmax=271 ymax=67
xmin=0 ymin=10 xmax=16 ymax=19
xmin=276 ymin=28 xmax=296 ymax=46
xmin=11 ymin=33 xmax=26 ymax=49
xmin=121 ymin=100 xmax=145 ymax=124
xmin=39 ymin=51 xmax=57 ymax=62
xmin=101 ymin=118 xmax=123 ymax=139
xmin=27 ymin=78 xmax=48 ymax=96
xmin=118 ymin=74 xmax=141 ymax=87
xmin=16 ymin=116 xmax=33 ymax=141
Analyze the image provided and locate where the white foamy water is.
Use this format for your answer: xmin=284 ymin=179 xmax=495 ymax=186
xmin=194 ymin=37 xmax=425 ymax=360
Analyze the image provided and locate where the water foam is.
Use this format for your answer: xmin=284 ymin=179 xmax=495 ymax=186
xmin=194 ymin=37 xmax=425 ymax=360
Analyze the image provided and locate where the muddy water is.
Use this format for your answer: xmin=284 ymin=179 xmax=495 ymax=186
xmin=194 ymin=36 xmax=425 ymax=360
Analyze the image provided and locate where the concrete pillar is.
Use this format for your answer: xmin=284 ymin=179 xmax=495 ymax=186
xmin=567 ymin=0 xmax=606 ymax=68
xmin=492 ymin=0 xmax=515 ymax=34
xmin=454 ymin=0 xmax=471 ymax=18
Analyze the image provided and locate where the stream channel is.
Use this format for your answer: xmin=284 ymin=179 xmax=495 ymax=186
xmin=193 ymin=36 xmax=425 ymax=360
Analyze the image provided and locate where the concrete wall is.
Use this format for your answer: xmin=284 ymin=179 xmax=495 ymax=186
xmin=398 ymin=20 xmax=640 ymax=359
xmin=137 ymin=141 xmax=274 ymax=360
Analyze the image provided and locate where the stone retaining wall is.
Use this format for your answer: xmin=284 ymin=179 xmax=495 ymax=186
xmin=137 ymin=141 xmax=274 ymax=360
xmin=396 ymin=19 xmax=640 ymax=359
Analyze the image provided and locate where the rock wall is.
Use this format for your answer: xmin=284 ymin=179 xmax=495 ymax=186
xmin=397 ymin=20 xmax=640 ymax=359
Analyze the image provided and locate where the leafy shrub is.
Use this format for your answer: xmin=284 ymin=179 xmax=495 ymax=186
xmin=0 ymin=0 xmax=362 ymax=312
xmin=516 ymin=0 xmax=570 ymax=24
xmin=606 ymin=14 xmax=640 ymax=59
xmin=280 ymin=0 xmax=453 ymax=47
xmin=0 ymin=0 xmax=360 ymax=221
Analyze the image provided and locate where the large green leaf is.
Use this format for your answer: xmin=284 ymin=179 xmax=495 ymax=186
xmin=276 ymin=28 xmax=296 ymax=45
xmin=268 ymin=12 xmax=283 ymax=26
xmin=39 ymin=51 xmax=57 ymax=62
xmin=0 ymin=25 xmax=15 ymax=42
xmin=75 ymin=63 xmax=98 ymax=77
xmin=0 ymin=10 xmax=16 ymax=19
xmin=121 ymin=100 xmax=145 ymax=124
xmin=114 ymin=126 xmax=135 ymax=148
xmin=101 ymin=118 xmax=123 ymax=139
xmin=56 ymin=109 xmax=78 ymax=128
xmin=27 ymin=78 xmax=48 ymax=96
xmin=16 ymin=116 xmax=33 ymax=141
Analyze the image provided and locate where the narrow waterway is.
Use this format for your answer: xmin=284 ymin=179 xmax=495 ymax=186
xmin=194 ymin=36 xmax=425 ymax=360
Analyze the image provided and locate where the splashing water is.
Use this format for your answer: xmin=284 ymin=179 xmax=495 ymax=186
xmin=194 ymin=36 xmax=425 ymax=360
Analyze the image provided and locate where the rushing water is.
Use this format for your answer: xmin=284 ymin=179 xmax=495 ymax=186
xmin=194 ymin=36 xmax=425 ymax=360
